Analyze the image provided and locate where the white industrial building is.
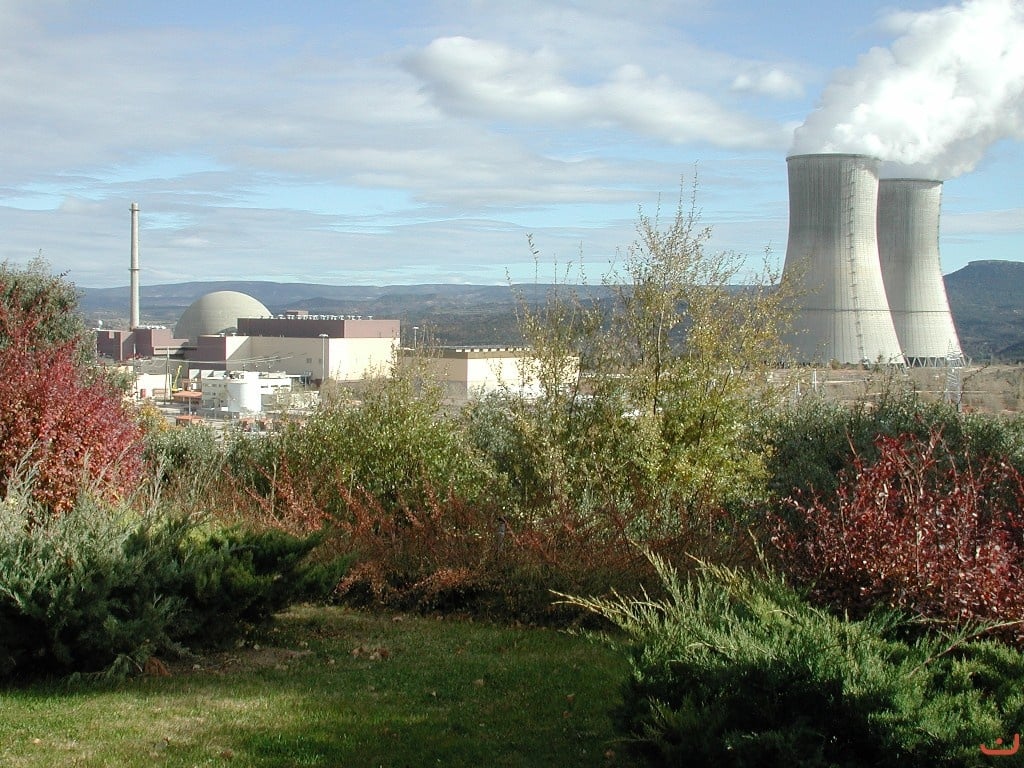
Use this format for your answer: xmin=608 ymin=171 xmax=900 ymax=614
xmin=400 ymin=347 xmax=578 ymax=403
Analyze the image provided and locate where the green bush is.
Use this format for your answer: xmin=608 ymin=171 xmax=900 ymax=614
xmin=144 ymin=422 xmax=221 ymax=480
xmin=0 ymin=479 xmax=344 ymax=681
xmin=561 ymin=554 xmax=1024 ymax=767
xmin=758 ymin=390 xmax=1024 ymax=506
xmin=227 ymin=375 xmax=495 ymax=522
xmin=174 ymin=525 xmax=346 ymax=644
xmin=0 ymin=488 xmax=184 ymax=679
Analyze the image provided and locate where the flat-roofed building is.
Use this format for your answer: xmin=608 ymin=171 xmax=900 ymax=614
xmin=400 ymin=347 xmax=578 ymax=403
xmin=96 ymin=327 xmax=189 ymax=360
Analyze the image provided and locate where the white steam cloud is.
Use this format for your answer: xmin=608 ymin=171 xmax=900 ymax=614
xmin=791 ymin=0 xmax=1024 ymax=179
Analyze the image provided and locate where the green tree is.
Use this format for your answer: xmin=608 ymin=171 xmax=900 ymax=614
xmin=0 ymin=254 xmax=93 ymax=364
xmin=505 ymin=179 xmax=793 ymax=533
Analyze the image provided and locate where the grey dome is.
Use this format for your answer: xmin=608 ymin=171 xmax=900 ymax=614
xmin=174 ymin=291 xmax=271 ymax=344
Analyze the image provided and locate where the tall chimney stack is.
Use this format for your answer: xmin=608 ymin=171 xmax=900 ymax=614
xmin=130 ymin=202 xmax=140 ymax=329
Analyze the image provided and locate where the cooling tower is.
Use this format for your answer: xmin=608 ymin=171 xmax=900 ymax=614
xmin=877 ymin=179 xmax=963 ymax=366
xmin=781 ymin=154 xmax=904 ymax=365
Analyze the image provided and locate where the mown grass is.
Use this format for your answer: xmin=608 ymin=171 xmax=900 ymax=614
xmin=0 ymin=605 xmax=636 ymax=767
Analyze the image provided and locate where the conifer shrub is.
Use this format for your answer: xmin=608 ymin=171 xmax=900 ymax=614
xmin=561 ymin=553 xmax=1024 ymax=767
xmin=0 ymin=479 xmax=343 ymax=681
xmin=0 ymin=484 xmax=185 ymax=679
xmin=772 ymin=429 xmax=1024 ymax=642
xmin=171 ymin=524 xmax=346 ymax=644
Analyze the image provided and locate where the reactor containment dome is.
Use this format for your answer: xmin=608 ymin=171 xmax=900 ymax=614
xmin=174 ymin=291 xmax=272 ymax=344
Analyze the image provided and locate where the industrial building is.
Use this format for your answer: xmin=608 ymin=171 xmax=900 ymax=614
xmin=398 ymin=346 xmax=574 ymax=403
xmin=95 ymin=204 xmax=400 ymax=413
xmin=781 ymin=153 xmax=962 ymax=367
xmin=198 ymin=370 xmax=294 ymax=416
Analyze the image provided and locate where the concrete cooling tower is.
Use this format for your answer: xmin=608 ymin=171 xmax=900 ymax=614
xmin=781 ymin=153 xmax=905 ymax=365
xmin=877 ymin=179 xmax=963 ymax=366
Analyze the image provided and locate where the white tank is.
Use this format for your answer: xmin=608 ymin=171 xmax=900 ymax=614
xmin=225 ymin=375 xmax=263 ymax=414
xmin=877 ymin=179 xmax=963 ymax=366
xmin=782 ymin=154 xmax=905 ymax=365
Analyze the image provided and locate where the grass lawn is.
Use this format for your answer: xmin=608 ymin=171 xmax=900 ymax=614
xmin=0 ymin=605 xmax=637 ymax=767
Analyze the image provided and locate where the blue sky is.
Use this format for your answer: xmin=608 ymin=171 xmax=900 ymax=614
xmin=0 ymin=0 xmax=1020 ymax=288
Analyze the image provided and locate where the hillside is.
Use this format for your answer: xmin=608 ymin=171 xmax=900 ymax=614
xmin=79 ymin=260 xmax=1024 ymax=359
xmin=944 ymin=260 xmax=1024 ymax=361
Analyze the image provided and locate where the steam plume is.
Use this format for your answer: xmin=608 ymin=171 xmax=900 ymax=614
xmin=791 ymin=0 xmax=1024 ymax=178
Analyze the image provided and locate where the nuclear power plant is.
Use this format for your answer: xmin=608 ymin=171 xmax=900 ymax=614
xmin=781 ymin=153 xmax=962 ymax=367
xmin=95 ymin=203 xmax=549 ymax=415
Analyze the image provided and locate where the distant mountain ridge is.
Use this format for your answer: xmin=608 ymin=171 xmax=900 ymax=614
xmin=78 ymin=260 xmax=1024 ymax=360
xmin=943 ymin=260 xmax=1024 ymax=360
xmin=79 ymin=281 xmax=589 ymax=347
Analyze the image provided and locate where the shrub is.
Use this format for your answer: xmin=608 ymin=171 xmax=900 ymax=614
xmin=325 ymin=472 xmax=759 ymax=625
xmin=332 ymin=482 xmax=654 ymax=623
xmin=172 ymin=525 xmax=346 ymax=645
xmin=0 ymin=478 xmax=343 ymax=681
xmin=227 ymin=374 xmax=495 ymax=523
xmin=757 ymin=389 xmax=1024 ymax=505
xmin=0 ymin=484 xmax=185 ymax=679
xmin=0 ymin=262 xmax=142 ymax=513
xmin=144 ymin=423 xmax=226 ymax=507
xmin=561 ymin=553 xmax=1024 ymax=767
xmin=772 ymin=429 xmax=1024 ymax=641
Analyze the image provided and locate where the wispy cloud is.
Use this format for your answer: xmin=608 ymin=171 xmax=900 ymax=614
xmin=0 ymin=0 xmax=1018 ymax=287
xmin=405 ymin=36 xmax=791 ymax=149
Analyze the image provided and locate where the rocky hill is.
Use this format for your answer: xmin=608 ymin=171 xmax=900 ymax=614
xmin=944 ymin=260 xmax=1024 ymax=361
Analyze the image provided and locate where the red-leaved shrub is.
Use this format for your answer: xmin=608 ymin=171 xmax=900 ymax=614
xmin=0 ymin=279 xmax=142 ymax=513
xmin=773 ymin=429 xmax=1024 ymax=642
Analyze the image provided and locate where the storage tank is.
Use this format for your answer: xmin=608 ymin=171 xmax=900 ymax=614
xmin=225 ymin=375 xmax=263 ymax=414
xmin=781 ymin=153 xmax=905 ymax=365
xmin=877 ymin=179 xmax=963 ymax=366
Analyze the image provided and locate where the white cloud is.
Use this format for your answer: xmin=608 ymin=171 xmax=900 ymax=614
xmin=731 ymin=69 xmax=804 ymax=99
xmin=405 ymin=36 xmax=790 ymax=149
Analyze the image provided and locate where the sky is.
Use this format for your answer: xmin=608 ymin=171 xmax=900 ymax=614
xmin=0 ymin=0 xmax=1021 ymax=289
